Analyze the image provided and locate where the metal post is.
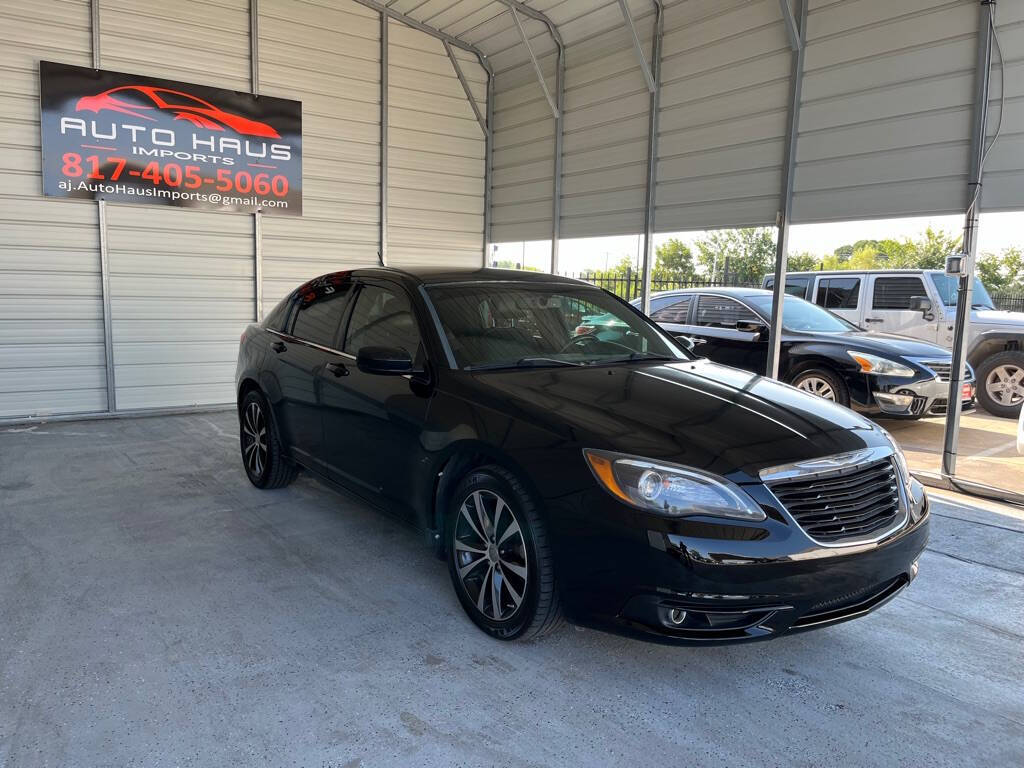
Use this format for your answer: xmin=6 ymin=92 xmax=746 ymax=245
xmin=639 ymin=1 xmax=664 ymax=315
xmin=551 ymin=40 xmax=564 ymax=275
xmin=943 ymin=0 xmax=995 ymax=478
xmin=379 ymin=12 xmax=388 ymax=267
xmin=767 ymin=0 xmax=807 ymax=380
xmin=483 ymin=65 xmax=494 ymax=266
xmin=444 ymin=41 xmax=487 ymax=135
xmin=90 ymin=0 xmax=116 ymax=412
xmin=509 ymin=6 xmax=559 ymax=119
xmin=617 ymin=0 xmax=656 ymax=93
xmin=250 ymin=0 xmax=263 ymax=319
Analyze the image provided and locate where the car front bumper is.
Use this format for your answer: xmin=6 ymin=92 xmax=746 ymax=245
xmin=549 ymin=483 xmax=928 ymax=646
xmin=857 ymin=374 xmax=976 ymax=418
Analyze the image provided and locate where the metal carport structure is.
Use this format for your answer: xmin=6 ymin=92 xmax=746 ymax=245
xmin=1 ymin=0 xmax=1021 ymax=492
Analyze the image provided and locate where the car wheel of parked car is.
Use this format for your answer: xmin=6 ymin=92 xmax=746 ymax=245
xmin=789 ymin=367 xmax=850 ymax=407
xmin=976 ymin=350 xmax=1024 ymax=419
xmin=239 ymin=389 xmax=297 ymax=489
xmin=447 ymin=466 xmax=563 ymax=641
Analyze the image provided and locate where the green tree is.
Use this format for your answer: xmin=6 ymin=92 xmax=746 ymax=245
xmin=787 ymin=251 xmax=820 ymax=272
xmin=653 ymin=238 xmax=696 ymax=281
xmin=978 ymin=247 xmax=1024 ymax=292
xmin=694 ymin=227 xmax=776 ymax=283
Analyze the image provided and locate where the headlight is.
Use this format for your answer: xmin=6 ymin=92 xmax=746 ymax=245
xmin=847 ymin=351 xmax=916 ymax=377
xmin=583 ymin=449 xmax=766 ymax=522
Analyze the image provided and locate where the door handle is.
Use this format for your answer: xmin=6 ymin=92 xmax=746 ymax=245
xmin=271 ymin=340 xmax=287 ymax=353
xmin=864 ymin=318 xmax=883 ymax=324
xmin=325 ymin=362 xmax=349 ymax=377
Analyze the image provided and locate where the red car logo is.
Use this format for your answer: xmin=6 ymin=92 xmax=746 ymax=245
xmin=75 ymin=85 xmax=281 ymax=138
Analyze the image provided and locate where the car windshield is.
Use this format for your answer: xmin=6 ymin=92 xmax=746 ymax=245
xmin=746 ymin=294 xmax=857 ymax=333
xmin=426 ymin=283 xmax=688 ymax=370
xmin=928 ymin=273 xmax=995 ymax=309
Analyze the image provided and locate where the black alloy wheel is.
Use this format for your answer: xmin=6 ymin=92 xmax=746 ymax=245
xmin=447 ymin=466 xmax=562 ymax=640
xmin=239 ymin=390 xmax=297 ymax=489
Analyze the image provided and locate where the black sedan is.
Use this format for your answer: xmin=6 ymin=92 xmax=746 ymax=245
xmin=236 ymin=268 xmax=927 ymax=645
xmin=623 ymin=288 xmax=976 ymax=419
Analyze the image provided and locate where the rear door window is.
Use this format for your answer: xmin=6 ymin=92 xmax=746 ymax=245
xmin=695 ymin=295 xmax=759 ymax=328
xmin=289 ymin=281 xmax=353 ymax=348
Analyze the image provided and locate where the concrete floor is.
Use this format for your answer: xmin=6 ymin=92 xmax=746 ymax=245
xmin=1 ymin=412 xmax=1022 ymax=767
xmin=884 ymin=409 xmax=1024 ymax=495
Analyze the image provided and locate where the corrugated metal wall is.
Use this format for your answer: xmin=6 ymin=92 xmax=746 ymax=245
xmin=792 ymin=0 xmax=976 ymax=223
xmin=0 ymin=0 xmax=107 ymax=419
xmin=259 ymin=0 xmax=382 ymax=307
xmin=387 ymin=20 xmax=486 ymax=267
xmin=101 ymin=0 xmax=255 ymax=410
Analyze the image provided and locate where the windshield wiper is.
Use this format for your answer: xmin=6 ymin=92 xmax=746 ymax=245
xmin=467 ymin=357 xmax=584 ymax=371
xmin=587 ymin=352 xmax=675 ymax=365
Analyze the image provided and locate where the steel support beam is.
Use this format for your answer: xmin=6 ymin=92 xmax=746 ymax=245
xmin=618 ymin=0 xmax=656 ymax=93
xmin=250 ymin=0 xmax=264 ymax=319
xmin=351 ymin=0 xmax=486 ymax=58
xmin=444 ymin=40 xmax=487 ymax=135
xmin=778 ymin=0 xmax=802 ymax=52
xmin=509 ymin=6 xmax=559 ymax=119
xmin=90 ymin=0 xmax=116 ymax=412
xmin=380 ymin=12 xmax=389 ymax=267
xmin=767 ymin=0 xmax=807 ymax=380
xmin=551 ymin=39 xmax=564 ymax=274
xmin=483 ymin=71 xmax=495 ymax=265
xmin=639 ymin=1 xmax=664 ymax=314
xmin=942 ymin=0 xmax=995 ymax=479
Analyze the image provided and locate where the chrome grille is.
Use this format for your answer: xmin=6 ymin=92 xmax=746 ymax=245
xmin=923 ymin=360 xmax=951 ymax=381
xmin=766 ymin=459 xmax=902 ymax=544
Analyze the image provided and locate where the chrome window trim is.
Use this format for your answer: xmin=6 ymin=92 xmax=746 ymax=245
xmin=267 ymin=328 xmax=355 ymax=360
xmin=759 ymin=446 xmax=910 ymax=549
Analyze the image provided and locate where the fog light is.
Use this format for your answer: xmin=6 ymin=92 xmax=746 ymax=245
xmin=873 ymin=391 xmax=914 ymax=414
xmin=668 ymin=608 xmax=687 ymax=626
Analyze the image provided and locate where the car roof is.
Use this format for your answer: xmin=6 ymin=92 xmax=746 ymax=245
xmin=773 ymin=269 xmax=940 ymax=277
xmin=299 ymin=266 xmax=591 ymax=289
xmin=649 ymin=286 xmax=773 ymax=300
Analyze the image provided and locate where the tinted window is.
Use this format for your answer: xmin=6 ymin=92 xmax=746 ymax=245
xmin=427 ymin=284 xmax=685 ymax=369
xmin=262 ymin=296 xmax=293 ymax=332
xmin=816 ymin=277 xmax=860 ymax=309
xmin=695 ymin=295 xmax=759 ymax=328
xmin=290 ymin=282 xmax=352 ymax=348
xmin=344 ymin=284 xmax=422 ymax=359
xmin=650 ymin=296 xmax=691 ymax=323
xmin=764 ymin=276 xmax=810 ymax=298
xmin=872 ymin=277 xmax=927 ymax=310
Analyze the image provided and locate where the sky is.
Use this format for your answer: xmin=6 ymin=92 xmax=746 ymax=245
xmin=491 ymin=211 xmax=1024 ymax=275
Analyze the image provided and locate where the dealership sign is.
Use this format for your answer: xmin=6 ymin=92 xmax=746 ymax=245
xmin=39 ymin=61 xmax=302 ymax=216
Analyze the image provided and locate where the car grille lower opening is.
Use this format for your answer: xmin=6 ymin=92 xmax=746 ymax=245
xmin=793 ymin=574 xmax=909 ymax=628
xmin=766 ymin=458 xmax=903 ymax=544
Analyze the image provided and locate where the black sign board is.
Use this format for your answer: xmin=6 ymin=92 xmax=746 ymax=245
xmin=39 ymin=61 xmax=302 ymax=216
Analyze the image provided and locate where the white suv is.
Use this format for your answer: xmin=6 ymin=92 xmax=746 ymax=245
xmin=762 ymin=269 xmax=1024 ymax=418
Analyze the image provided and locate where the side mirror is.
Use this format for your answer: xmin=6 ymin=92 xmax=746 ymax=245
xmin=356 ymin=345 xmax=415 ymax=375
xmin=909 ymin=296 xmax=933 ymax=318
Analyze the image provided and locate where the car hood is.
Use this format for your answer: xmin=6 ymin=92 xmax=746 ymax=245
xmin=971 ymin=308 xmax=1024 ymax=328
xmin=802 ymin=329 xmax=951 ymax=359
xmin=467 ymin=359 xmax=887 ymax=483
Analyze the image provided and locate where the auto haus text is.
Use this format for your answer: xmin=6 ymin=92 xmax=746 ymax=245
xmin=58 ymin=118 xmax=292 ymax=166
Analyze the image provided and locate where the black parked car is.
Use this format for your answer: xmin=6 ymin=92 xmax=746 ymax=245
xmin=236 ymin=268 xmax=927 ymax=645
xmin=630 ymin=288 xmax=976 ymax=419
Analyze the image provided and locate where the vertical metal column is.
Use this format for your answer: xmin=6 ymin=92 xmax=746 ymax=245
xmin=379 ymin=12 xmax=389 ymax=267
xmin=639 ymin=1 xmax=664 ymax=315
xmin=767 ymin=0 xmax=807 ymax=380
xmin=91 ymin=0 xmax=116 ymax=412
xmin=483 ymin=62 xmax=495 ymax=266
xmin=550 ymin=40 xmax=565 ymax=275
xmin=943 ymin=0 xmax=995 ymax=478
xmin=250 ymin=0 xmax=264 ymax=319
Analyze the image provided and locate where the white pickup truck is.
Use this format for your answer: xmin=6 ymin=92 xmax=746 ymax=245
xmin=762 ymin=269 xmax=1024 ymax=418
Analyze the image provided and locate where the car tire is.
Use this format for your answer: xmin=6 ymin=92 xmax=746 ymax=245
xmin=239 ymin=389 xmax=297 ymax=489
xmin=788 ymin=366 xmax=851 ymax=408
xmin=976 ymin=350 xmax=1024 ymax=419
xmin=446 ymin=465 xmax=563 ymax=641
